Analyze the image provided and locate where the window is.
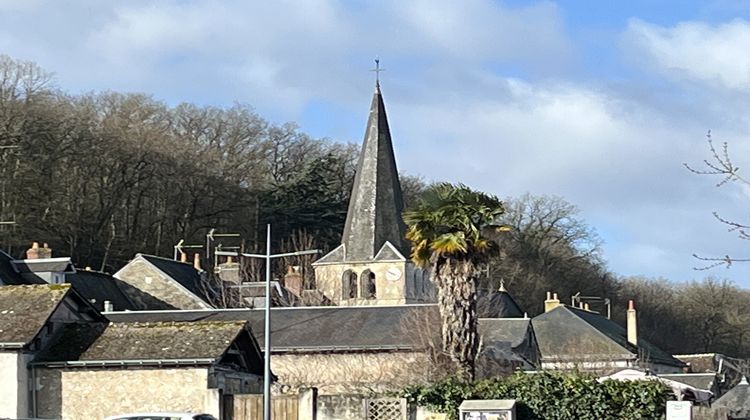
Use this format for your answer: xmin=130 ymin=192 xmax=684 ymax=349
xmin=363 ymin=269 xmax=376 ymax=299
xmin=342 ymin=270 xmax=358 ymax=299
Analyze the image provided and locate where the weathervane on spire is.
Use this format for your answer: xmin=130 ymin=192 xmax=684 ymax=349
xmin=370 ymin=58 xmax=385 ymax=87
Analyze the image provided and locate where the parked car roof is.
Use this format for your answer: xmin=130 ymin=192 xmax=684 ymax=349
xmin=104 ymin=413 xmax=217 ymax=420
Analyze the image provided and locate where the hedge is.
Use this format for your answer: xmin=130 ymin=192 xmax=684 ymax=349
xmin=400 ymin=371 xmax=671 ymax=419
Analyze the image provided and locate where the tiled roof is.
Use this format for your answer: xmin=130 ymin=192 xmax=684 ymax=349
xmin=80 ymin=321 xmax=247 ymax=361
xmin=0 ymin=251 xmax=41 ymax=285
xmin=477 ymin=289 xmax=525 ymax=318
xmin=714 ymin=379 xmax=750 ymax=417
xmin=138 ymin=254 xmax=211 ymax=302
xmin=66 ymin=270 xmax=138 ymax=312
xmin=658 ymin=373 xmax=716 ymax=391
xmin=533 ymin=305 xmax=684 ymax=367
xmin=0 ymin=284 xmax=70 ymax=345
xmin=105 ymin=304 xmax=535 ymax=356
xmin=12 ymin=258 xmax=75 ymax=274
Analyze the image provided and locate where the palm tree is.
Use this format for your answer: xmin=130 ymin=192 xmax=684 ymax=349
xmin=404 ymin=183 xmax=506 ymax=380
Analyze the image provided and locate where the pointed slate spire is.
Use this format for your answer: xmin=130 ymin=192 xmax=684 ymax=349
xmin=341 ymin=82 xmax=408 ymax=261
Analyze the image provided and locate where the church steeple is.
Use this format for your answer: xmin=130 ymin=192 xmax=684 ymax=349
xmin=341 ymin=81 xmax=407 ymax=261
xmin=312 ymin=68 xmax=434 ymax=307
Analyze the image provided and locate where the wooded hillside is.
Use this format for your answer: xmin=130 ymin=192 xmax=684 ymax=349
xmin=1 ymin=55 xmax=748 ymax=359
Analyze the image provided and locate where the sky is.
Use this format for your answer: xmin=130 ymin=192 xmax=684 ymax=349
xmin=2 ymin=0 xmax=750 ymax=285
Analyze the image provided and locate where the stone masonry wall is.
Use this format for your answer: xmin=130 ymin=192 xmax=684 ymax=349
xmin=314 ymin=261 xmax=435 ymax=306
xmin=36 ymin=367 xmax=216 ymax=419
xmin=272 ymin=351 xmax=435 ymax=395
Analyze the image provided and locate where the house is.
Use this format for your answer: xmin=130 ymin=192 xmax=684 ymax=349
xmin=1 ymin=242 xmax=141 ymax=312
xmin=0 ymin=284 xmax=105 ymax=419
xmin=32 ymin=320 xmax=264 ymax=420
xmin=0 ymin=243 xmax=74 ymax=285
xmin=0 ymin=283 xmax=265 ymax=420
xmin=533 ymin=293 xmax=685 ymax=374
xmin=105 ymin=298 xmax=540 ymax=394
xmin=114 ymin=253 xmax=215 ymax=310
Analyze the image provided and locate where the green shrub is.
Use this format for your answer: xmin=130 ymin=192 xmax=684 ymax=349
xmin=400 ymin=371 xmax=670 ymax=420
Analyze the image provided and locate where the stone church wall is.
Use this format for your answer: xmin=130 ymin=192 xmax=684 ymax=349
xmin=314 ymin=261 xmax=434 ymax=306
xmin=271 ymin=351 xmax=435 ymax=395
xmin=35 ymin=367 xmax=218 ymax=419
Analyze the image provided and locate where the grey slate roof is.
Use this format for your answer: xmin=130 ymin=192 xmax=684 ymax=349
xmin=105 ymin=304 xmax=537 ymax=361
xmin=106 ymin=305 xmax=435 ymax=352
xmin=79 ymin=321 xmax=247 ymax=362
xmin=477 ymin=288 xmax=525 ymax=318
xmin=12 ymin=258 xmax=75 ymax=274
xmin=0 ymin=284 xmax=70 ymax=346
xmin=0 ymin=250 xmax=37 ymax=285
xmin=533 ymin=305 xmax=684 ymax=367
xmin=658 ymin=373 xmax=716 ymax=391
xmin=138 ymin=254 xmax=207 ymax=298
xmin=714 ymin=379 xmax=750 ymax=418
xmin=323 ymin=83 xmax=408 ymax=263
xmin=66 ymin=270 xmax=138 ymax=311
xmin=480 ymin=318 xmax=533 ymax=348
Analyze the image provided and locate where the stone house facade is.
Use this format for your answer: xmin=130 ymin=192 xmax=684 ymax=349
xmin=32 ymin=320 xmax=264 ymax=420
xmin=0 ymin=284 xmax=104 ymax=419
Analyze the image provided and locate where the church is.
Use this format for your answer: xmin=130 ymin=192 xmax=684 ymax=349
xmin=105 ymin=78 xmax=538 ymax=394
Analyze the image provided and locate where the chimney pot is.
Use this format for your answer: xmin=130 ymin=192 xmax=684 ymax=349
xmin=193 ymin=253 xmax=202 ymax=271
xmin=284 ymin=266 xmax=304 ymax=298
xmin=103 ymin=300 xmax=113 ymax=312
xmin=227 ymin=255 xmax=234 ymax=264
xmin=584 ymin=303 xmax=590 ymax=311
xmin=85 ymin=266 xmax=92 ymax=271
xmin=26 ymin=241 xmax=51 ymax=259
xmin=544 ymin=291 xmax=561 ymax=313
xmin=627 ymin=299 xmax=638 ymax=347
xmin=546 ymin=291 xmax=551 ymax=300
xmin=180 ymin=253 xmax=188 ymax=263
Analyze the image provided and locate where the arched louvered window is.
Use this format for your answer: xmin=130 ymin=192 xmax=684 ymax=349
xmin=342 ymin=270 xmax=358 ymax=299
xmin=362 ymin=269 xmax=376 ymax=299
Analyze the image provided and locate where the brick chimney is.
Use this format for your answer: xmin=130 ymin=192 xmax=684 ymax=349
xmin=627 ymin=300 xmax=638 ymax=347
xmin=544 ymin=292 xmax=561 ymax=312
xmin=193 ymin=253 xmax=202 ymax=271
xmin=26 ymin=242 xmax=52 ymax=259
xmin=284 ymin=266 xmax=303 ymax=297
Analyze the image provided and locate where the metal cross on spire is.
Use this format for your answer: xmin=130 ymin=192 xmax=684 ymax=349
xmin=370 ymin=58 xmax=385 ymax=87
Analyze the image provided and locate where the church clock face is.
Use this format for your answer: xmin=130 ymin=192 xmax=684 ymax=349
xmin=386 ymin=267 xmax=402 ymax=281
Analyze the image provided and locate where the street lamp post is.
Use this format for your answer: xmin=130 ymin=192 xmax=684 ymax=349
xmin=216 ymin=224 xmax=319 ymax=420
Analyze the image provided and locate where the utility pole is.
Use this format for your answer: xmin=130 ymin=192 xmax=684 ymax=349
xmin=216 ymin=224 xmax=319 ymax=420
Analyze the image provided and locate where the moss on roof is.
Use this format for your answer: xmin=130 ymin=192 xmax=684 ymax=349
xmin=79 ymin=320 xmax=247 ymax=362
xmin=0 ymin=284 xmax=71 ymax=345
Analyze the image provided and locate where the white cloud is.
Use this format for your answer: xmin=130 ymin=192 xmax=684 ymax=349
xmin=624 ymin=18 xmax=750 ymax=90
xmin=3 ymin=2 xmax=750 ymax=284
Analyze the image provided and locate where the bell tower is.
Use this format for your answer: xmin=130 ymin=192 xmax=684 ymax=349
xmin=312 ymin=71 xmax=434 ymax=306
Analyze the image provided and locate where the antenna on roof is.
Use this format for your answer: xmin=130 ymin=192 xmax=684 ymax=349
xmin=173 ymin=239 xmax=203 ymax=261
